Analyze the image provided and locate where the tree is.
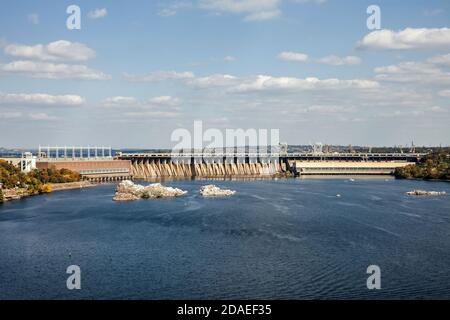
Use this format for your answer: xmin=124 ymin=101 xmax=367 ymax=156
xmin=395 ymin=150 xmax=450 ymax=181
xmin=0 ymin=160 xmax=81 ymax=196
xmin=40 ymin=184 xmax=52 ymax=193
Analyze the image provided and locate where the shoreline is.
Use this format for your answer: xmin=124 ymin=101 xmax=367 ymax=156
xmin=395 ymin=177 xmax=450 ymax=183
xmin=49 ymin=181 xmax=99 ymax=192
xmin=1 ymin=181 xmax=98 ymax=203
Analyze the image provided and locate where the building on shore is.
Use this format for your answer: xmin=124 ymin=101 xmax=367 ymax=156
xmin=36 ymin=146 xmax=132 ymax=182
xmin=36 ymin=159 xmax=133 ymax=182
xmin=0 ymin=152 xmax=37 ymax=173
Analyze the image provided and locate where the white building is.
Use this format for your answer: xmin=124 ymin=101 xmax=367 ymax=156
xmin=20 ymin=152 xmax=37 ymax=173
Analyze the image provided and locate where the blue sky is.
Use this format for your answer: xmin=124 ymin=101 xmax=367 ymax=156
xmin=1 ymin=0 xmax=450 ymax=148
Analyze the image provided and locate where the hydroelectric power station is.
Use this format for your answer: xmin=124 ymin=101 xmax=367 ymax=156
xmin=29 ymin=145 xmax=426 ymax=180
xmin=117 ymin=150 xmax=425 ymax=178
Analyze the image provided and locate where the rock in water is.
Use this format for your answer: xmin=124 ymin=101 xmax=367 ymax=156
xmin=200 ymin=185 xmax=236 ymax=197
xmin=113 ymin=192 xmax=140 ymax=201
xmin=406 ymin=190 xmax=447 ymax=196
xmin=141 ymin=183 xmax=188 ymax=198
xmin=113 ymin=180 xmax=187 ymax=201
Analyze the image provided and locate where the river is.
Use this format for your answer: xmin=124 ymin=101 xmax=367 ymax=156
xmin=0 ymin=177 xmax=449 ymax=299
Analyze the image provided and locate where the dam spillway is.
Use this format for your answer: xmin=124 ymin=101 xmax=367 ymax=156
xmin=117 ymin=152 xmax=425 ymax=179
xmin=123 ymin=156 xmax=281 ymax=179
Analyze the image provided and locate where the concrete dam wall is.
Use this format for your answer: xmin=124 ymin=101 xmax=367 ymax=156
xmin=130 ymin=160 xmax=281 ymax=179
xmin=118 ymin=152 xmax=424 ymax=179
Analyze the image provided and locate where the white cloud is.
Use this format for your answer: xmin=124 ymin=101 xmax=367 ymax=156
xmin=277 ymin=51 xmax=309 ymax=62
xmin=358 ymin=28 xmax=450 ymax=50
xmin=199 ymin=0 xmax=280 ymax=13
xmin=293 ymin=0 xmax=327 ymax=4
xmin=0 ymin=92 xmax=85 ymax=106
xmin=292 ymin=105 xmax=354 ymax=114
xmin=124 ymin=71 xmax=238 ymax=88
xmin=0 ymin=60 xmax=111 ymax=80
xmin=438 ymin=90 xmax=450 ymax=97
xmin=124 ymin=111 xmax=180 ymax=118
xmin=161 ymin=0 xmax=324 ymax=21
xmin=427 ymin=53 xmax=450 ymax=66
xmin=158 ymin=9 xmax=178 ymax=17
xmin=424 ymin=9 xmax=443 ymax=17
xmin=103 ymin=96 xmax=181 ymax=108
xmin=430 ymin=106 xmax=447 ymax=113
xmin=124 ymin=70 xmax=195 ymax=82
xmin=4 ymin=40 xmax=96 ymax=62
xmin=103 ymin=96 xmax=139 ymax=107
xmin=187 ymin=74 xmax=237 ymax=88
xmin=306 ymin=105 xmax=353 ymax=113
xmin=374 ymin=54 xmax=450 ymax=84
xmin=0 ymin=112 xmax=22 ymax=119
xmin=224 ymin=55 xmax=236 ymax=62
xmin=244 ymin=9 xmax=281 ymax=21
xmin=88 ymin=8 xmax=108 ymax=19
xmin=317 ymin=55 xmax=361 ymax=66
xmin=29 ymin=113 xmax=57 ymax=121
xmin=158 ymin=2 xmax=193 ymax=17
xmin=27 ymin=13 xmax=39 ymax=25
xmin=199 ymin=0 xmax=281 ymax=21
xmin=232 ymin=75 xmax=379 ymax=92
xmin=148 ymin=96 xmax=180 ymax=106
xmin=124 ymin=69 xmax=378 ymax=93
xmin=278 ymin=52 xmax=361 ymax=65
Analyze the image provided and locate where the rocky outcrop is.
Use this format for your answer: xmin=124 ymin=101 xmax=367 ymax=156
xmin=2 ymin=188 xmax=29 ymax=202
xmin=406 ymin=190 xmax=447 ymax=196
xmin=200 ymin=185 xmax=236 ymax=197
xmin=113 ymin=180 xmax=187 ymax=201
xmin=113 ymin=192 xmax=141 ymax=201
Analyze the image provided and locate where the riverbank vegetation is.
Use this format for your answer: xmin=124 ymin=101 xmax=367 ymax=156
xmin=0 ymin=160 xmax=81 ymax=201
xmin=394 ymin=151 xmax=450 ymax=180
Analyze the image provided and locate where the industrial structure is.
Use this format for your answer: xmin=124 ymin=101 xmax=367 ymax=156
xmin=38 ymin=145 xmax=113 ymax=159
xmin=118 ymin=150 xmax=425 ymax=178
xmin=1 ymin=144 xmax=427 ymax=180
xmin=0 ymin=152 xmax=37 ymax=173
xmin=36 ymin=146 xmax=131 ymax=182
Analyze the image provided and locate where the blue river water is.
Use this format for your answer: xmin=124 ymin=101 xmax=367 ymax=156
xmin=0 ymin=177 xmax=449 ymax=300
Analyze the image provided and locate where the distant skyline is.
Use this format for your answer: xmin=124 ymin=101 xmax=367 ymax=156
xmin=1 ymin=0 xmax=450 ymax=148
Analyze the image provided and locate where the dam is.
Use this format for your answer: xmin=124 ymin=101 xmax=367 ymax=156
xmin=118 ymin=152 xmax=281 ymax=178
xmin=117 ymin=151 xmax=425 ymax=178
